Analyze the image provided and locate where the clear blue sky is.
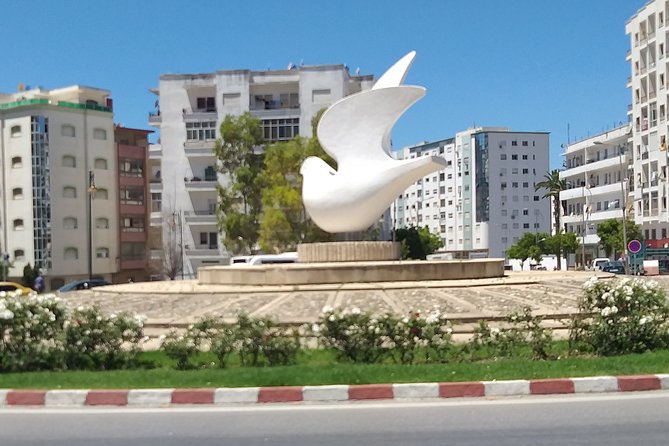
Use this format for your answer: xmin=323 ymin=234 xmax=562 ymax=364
xmin=1 ymin=0 xmax=643 ymax=170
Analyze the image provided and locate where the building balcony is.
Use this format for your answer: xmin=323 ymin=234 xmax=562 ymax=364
xmin=560 ymin=155 xmax=627 ymax=179
xmin=183 ymin=111 xmax=217 ymax=122
xmin=149 ymin=144 xmax=162 ymax=159
xmin=184 ymin=141 xmax=216 ymax=157
xmin=184 ymin=178 xmax=218 ymax=191
xmin=626 ymin=49 xmax=632 ymax=60
xmin=148 ymin=112 xmax=161 ymax=126
xmin=250 ymin=108 xmax=300 ymax=119
xmin=150 ymin=212 xmax=163 ymax=226
xmin=185 ymin=248 xmax=220 ymax=257
xmin=120 ymin=258 xmax=147 ymax=270
xmin=184 ymin=210 xmax=217 ymax=224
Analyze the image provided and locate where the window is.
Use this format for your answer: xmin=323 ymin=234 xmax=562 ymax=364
xmin=512 ymin=182 xmax=518 ymax=188
xmin=63 ymin=217 xmax=78 ymax=229
xmin=120 ymin=188 xmax=144 ymax=205
xmin=96 ymin=247 xmax=110 ymax=258
xmin=522 ymin=209 xmax=529 ymax=216
xmin=312 ymin=89 xmax=331 ymax=103
xmin=63 ymin=186 xmax=77 ymax=198
xmin=522 ymin=141 xmax=528 ymax=146
xmin=522 ymin=155 xmax=528 ymax=160
xmin=523 ymin=223 xmax=530 ymax=229
xmin=522 ymin=168 xmax=529 ymax=174
xmin=10 ymin=125 xmax=21 ymax=137
xmin=511 ymin=141 xmax=518 ymax=146
xmin=523 ymin=182 xmax=529 ymax=188
xmin=500 ymin=154 xmax=507 ymax=160
xmin=121 ymin=216 xmax=145 ymax=232
xmin=94 ymin=158 xmax=108 ymax=170
xmin=93 ymin=128 xmax=107 ymax=140
xmin=120 ymin=159 xmax=143 ymax=176
xmin=121 ymin=243 xmax=145 ymax=260
xmin=262 ymin=118 xmax=299 ymax=142
xmin=196 ymin=97 xmax=216 ymax=112
xmin=96 ymin=217 xmax=109 ymax=229
xmin=186 ymin=121 xmax=216 ymax=141
xmin=222 ymin=93 xmax=240 ymax=107
xmin=61 ymin=124 xmax=75 ymax=137
xmin=12 ymin=188 xmax=23 ymax=200
xmin=512 ymin=168 xmax=518 ymax=174
xmin=511 ymin=154 xmax=518 ymax=160
xmin=62 ymin=155 xmax=76 ymax=167
xmin=13 ymin=219 xmax=24 ymax=230
xmin=11 ymin=156 xmax=22 ymax=168
xmin=533 ymin=195 xmax=540 ymax=201
xmin=64 ymin=247 xmax=78 ymax=260
xmin=14 ymin=249 xmax=25 ymax=261
xmin=95 ymin=188 xmax=109 ymax=199
xmin=151 ymin=193 xmax=162 ymax=212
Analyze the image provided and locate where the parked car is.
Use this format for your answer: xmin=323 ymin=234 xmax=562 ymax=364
xmin=593 ymin=258 xmax=611 ymax=271
xmin=601 ymin=261 xmax=625 ymax=274
xmin=0 ymin=281 xmax=33 ymax=296
xmin=57 ymin=279 xmax=111 ymax=293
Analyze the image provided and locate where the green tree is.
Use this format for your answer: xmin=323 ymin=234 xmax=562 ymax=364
xmin=597 ymin=219 xmax=643 ymax=257
xmin=542 ymin=231 xmax=579 ymax=266
xmin=393 ymin=226 xmax=443 ymax=260
xmin=507 ymin=232 xmax=548 ymax=265
xmin=214 ymin=113 xmax=264 ymax=254
xmin=257 ymin=110 xmax=334 ymax=252
xmin=535 ymin=169 xmax=566 ymax=270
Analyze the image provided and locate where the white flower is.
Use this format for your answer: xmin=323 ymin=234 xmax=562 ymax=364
xmin=601 ymin=307 xmax=611 ymax=317
xmin=639 ymin=316 xmax=649 ymax=325
xmin=0 ymin=309 xmax=14 ymax=320
xmin=351 ymin=307 xmax=361 ymax=315
xmin=328 ymin=314 xmax=336 ymax=322
xmin=321 ymin=305 xmax=333 ymax=314
xmin=77 ymin=305 xmax=85 ymax=312
xmin=311 ymin=323 xmax=321 ymax=333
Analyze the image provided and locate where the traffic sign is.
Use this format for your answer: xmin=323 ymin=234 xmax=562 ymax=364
xmin=628 ymin=239 xmax=642 ymax=254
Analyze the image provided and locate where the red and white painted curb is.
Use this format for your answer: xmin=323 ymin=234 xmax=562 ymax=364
xmin=1 ymin=374 xmax=668 ymax=407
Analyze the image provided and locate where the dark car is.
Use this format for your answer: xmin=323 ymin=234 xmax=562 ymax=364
xmin=57 ymin=279 xmax=111 ymax=293
xmin=602 ymin=261 xmax=625 ymax=274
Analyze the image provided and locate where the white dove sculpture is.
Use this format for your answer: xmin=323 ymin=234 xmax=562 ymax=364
xmin=300 ymin=51 xmax=447 ymax=233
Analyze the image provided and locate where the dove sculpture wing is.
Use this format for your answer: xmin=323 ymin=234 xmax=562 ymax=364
xmin=301 ymin=51 xmax=447 ymax=233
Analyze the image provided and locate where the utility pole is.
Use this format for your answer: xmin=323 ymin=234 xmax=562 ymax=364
xmin=88 ymin=170 xmax=97 ymax=280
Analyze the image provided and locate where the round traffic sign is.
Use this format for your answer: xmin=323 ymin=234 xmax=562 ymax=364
xmin=628 ymin=239 xmax=642 ymax=254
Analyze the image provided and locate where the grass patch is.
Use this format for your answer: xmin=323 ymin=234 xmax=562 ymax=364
xmin=2 ymin=348 xmax=669 ymax=389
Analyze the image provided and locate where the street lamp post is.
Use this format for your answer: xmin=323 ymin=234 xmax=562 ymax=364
xmin=88 ymin=170 xmax=97 ymax=281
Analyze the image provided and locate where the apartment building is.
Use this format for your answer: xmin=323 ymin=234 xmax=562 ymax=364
xmin=559 ymin=125 xmax=632 ymax=265
xmin=0 ymin=85 xmax=117 ymax=289
xmin=149 ymin=64 xmax=374 ymax=277
xmin=627 ymin=1 xmax=669 ymax=245
xmin=114 ymin=126 xmax=152 ymax=283
xmin=394 ymin=127 xmax=551 ymax=260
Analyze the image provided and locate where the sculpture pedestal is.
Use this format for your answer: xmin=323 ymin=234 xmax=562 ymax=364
xmin=297 ymin=241 xmax=400 ymax=263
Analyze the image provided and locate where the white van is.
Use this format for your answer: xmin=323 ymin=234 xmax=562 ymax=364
xmin=230 ymin=252 xmax=298 ymax=266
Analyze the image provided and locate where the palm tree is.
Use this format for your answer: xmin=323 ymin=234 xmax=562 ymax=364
xmin=535 ymin=169 xmax=566 ymax=269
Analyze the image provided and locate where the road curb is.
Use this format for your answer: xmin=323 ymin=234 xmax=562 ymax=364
xmin=1 ymin=374 xmax=667 ymax=408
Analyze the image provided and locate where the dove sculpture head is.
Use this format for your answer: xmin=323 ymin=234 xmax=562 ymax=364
xmin=300 ymin=51 xmax=447 ymax=233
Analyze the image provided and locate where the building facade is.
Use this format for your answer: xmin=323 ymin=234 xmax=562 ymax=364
xmin=627 ymin=1 xmax=669 ymax=245
xmin=0 ymin=86 xmax=117 ymax=289
xmin=114 ymin=126 xmax=152 ymax=283
xmin=149 ymin=64 xmax=374 ymax=277
xmin=559 ymin=125 xmax=632 ymax=266
xmin=394 ymin=127 xmax=551 ymax=260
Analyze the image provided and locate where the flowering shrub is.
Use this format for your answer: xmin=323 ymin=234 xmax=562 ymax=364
xmin=65 ymin=306 xmax=145 ymax=370
xmin=468 ymin=306 xmax=553 ymax=359
xmin=159 ymin=313 xmax=301 ymax=369
xmin=314 ymin=306 xmax=390 ymax=363
xmin=0 ymin=292 xmax=67 ymax=372
xmin=570 ymin=277 xmax=669 ymax=355
xmin=313 ymin=306 xmax=453 ymax=364
xmin=0 ymin=293 xmax=146 ymax=372
xmin=386 ymin=310 xmax=452 ymax=364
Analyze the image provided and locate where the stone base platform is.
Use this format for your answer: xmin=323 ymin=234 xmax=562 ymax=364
xmin=198 ymin=258 xmax=505 ymax=286
xmin=297 ymin=241 xmax=400 ymax=262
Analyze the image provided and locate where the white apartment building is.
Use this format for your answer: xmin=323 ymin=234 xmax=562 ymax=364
xmin=394 ymin=127 xmax=551 ymax=260
xmin=149 ymin=64 xmax=374 ymax=276
xmin=0 ymin=86 xmax=118 ymax=289
xmin=627 ymin=1 xmax=669 ymax=244
xmin=559 ymin=125 xmax=632 ymax=265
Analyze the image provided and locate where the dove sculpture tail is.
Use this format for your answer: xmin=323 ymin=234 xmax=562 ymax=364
xmin=300 ymin=51 xmax=447 ymax=233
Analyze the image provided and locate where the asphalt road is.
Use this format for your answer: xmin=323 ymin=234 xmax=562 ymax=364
xmin=1 ymin=392 xmax=667 ymax=445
